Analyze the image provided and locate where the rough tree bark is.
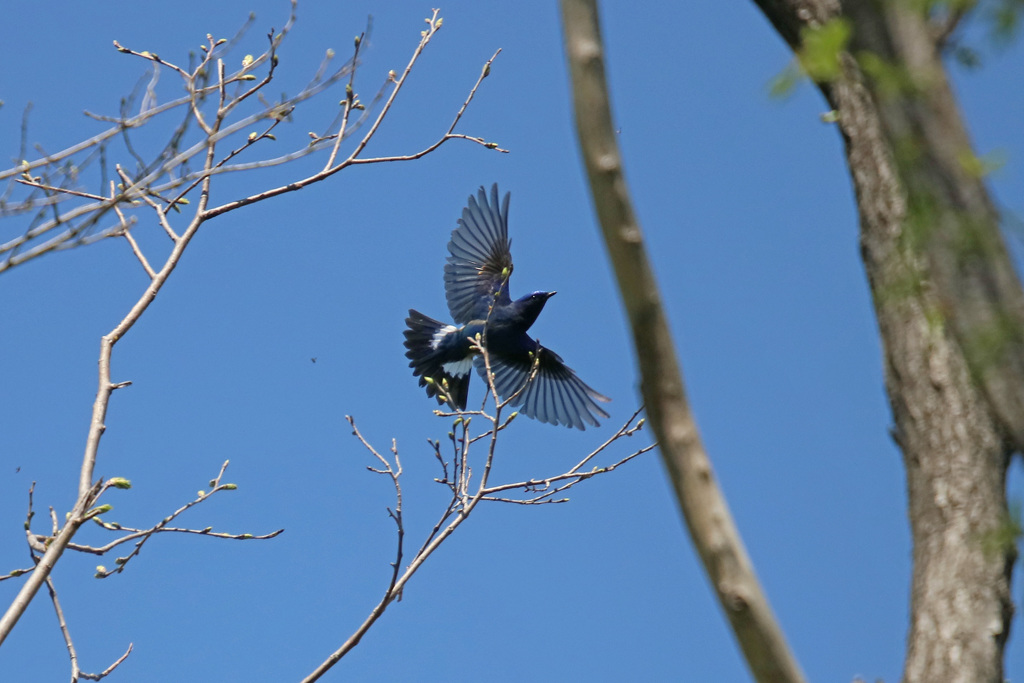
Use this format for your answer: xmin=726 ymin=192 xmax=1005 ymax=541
xmin=752 ymin=1 xmax=1022 ymax=682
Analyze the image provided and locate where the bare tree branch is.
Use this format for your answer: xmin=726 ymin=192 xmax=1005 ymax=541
xmin=301 ymin=344 xmax=650 ymax=682
xmin=0 ymin=7 xmax=504 ymax=655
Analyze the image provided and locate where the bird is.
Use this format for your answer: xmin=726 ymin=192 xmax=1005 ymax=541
xmin=403 ymin=184 xmax=610 ymax=430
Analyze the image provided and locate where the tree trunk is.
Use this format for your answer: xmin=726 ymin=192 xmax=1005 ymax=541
xmin=752 ymin=1 xmax=1019 ymax=681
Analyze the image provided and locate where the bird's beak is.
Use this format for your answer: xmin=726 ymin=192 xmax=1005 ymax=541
xmin=547 ymin=291 xmax=557 ymax=299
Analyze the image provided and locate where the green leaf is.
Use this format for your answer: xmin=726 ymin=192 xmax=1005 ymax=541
xmin=957 ymin=148 xmax=1007 ymax=178
xmin=768 ymin=63 xmax=803 ymax=99
xmin=797 ymin=18 xmax=852 ymax=83
xmin=951 ymin=45 xmax=982 ymax=70
xmin=857 ymin=51 xmax=919 ymax=98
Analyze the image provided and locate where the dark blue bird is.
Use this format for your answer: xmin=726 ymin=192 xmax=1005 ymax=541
xmin=404 ymin=184 xmax=610 ymax=430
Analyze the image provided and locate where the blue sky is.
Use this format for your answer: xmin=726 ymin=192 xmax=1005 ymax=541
xmin=1 ymin=2 xmax=1023 ymax=681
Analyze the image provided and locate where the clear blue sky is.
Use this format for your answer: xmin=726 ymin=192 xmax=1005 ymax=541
xmin=2 ymin=2 xmax=1022 ymax=681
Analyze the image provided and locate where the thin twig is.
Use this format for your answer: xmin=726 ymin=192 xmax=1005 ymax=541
xmin=14 ymin=179 xmax=107 ymax=202
xmin=324 ymin=33 xmax=365 ymax=170
xmin=46 ymin=574 xmax=134 ymax=682
xmin=0 ymin=568 xmax=34 ymax=583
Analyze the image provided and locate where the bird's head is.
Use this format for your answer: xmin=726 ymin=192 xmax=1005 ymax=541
xmin=513 ymin=290 xmax=556 ymax=329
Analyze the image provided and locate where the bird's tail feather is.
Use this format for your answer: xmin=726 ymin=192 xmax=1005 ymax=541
xmin=403 ymin=309 xmax=470 ymax=410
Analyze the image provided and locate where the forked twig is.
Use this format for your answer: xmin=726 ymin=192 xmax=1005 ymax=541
xmin=305 ymin=341 xmax=652 ymax=680
xmin=45 ymin=575 xmax=133 ymax=682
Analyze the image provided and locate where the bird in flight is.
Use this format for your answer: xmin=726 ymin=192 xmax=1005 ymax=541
xmin=403 ymin=184 xmax=610 ymax=430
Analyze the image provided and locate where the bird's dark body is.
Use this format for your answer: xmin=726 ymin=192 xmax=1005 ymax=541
xmin=403 ymin=185 xmax=609 ymax=430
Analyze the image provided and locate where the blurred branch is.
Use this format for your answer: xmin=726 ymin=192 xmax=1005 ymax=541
xmin=302 ymin=346 xmax=650 ymax=682
xmin=559 ymin=2 xmax=807 ymax=682
xmin=931 ymin=4 xmax=971 ymax=46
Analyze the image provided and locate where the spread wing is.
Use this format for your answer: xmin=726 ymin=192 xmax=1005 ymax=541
xmin=444 ymin=184 xmax=514 ymax=324
xmin=475 ymin=344 xmax=611 ymax=430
